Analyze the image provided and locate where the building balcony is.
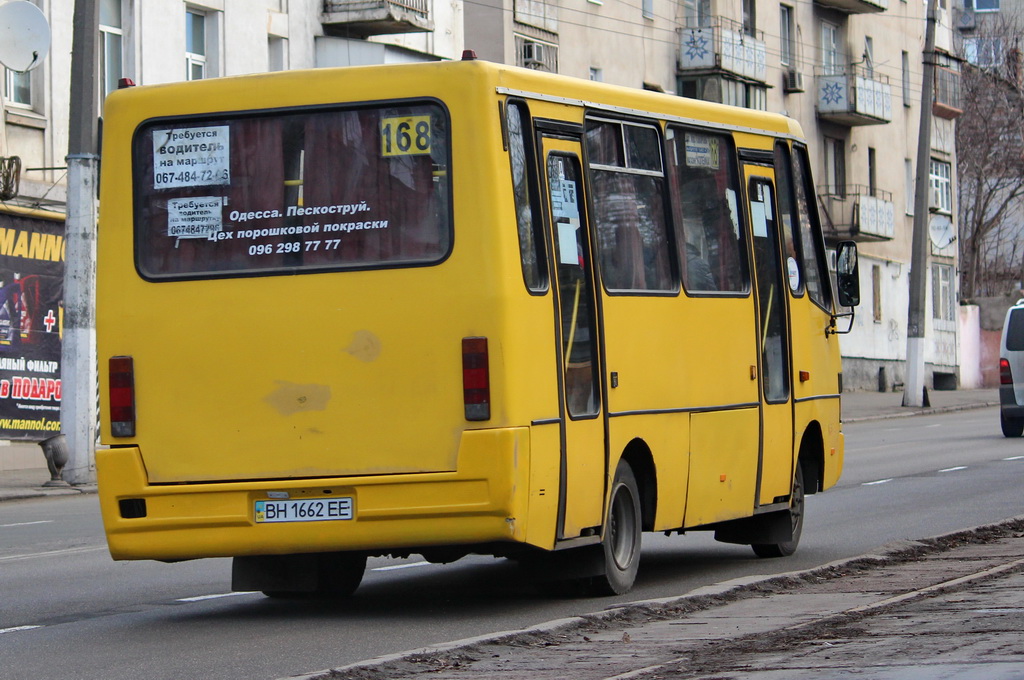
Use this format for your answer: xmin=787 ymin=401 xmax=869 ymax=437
xmin=322 ymin=0 xmax=432 ymax=37
xmin=813 ymin=0 xmax=887 ymax=14
xmin=818 ymin=186 xmax=895 ymax=242
xmin=816 ymin=67 xmax=892 ymax=126
xmin=933 ymin=64 xmax=962 ymax=120
xmin=678 ymin=17 xmax=767 ymax=84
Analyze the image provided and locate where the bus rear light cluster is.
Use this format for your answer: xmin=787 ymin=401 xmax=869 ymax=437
xmin=109 ymin=356 xmax=137 ymax=437
xmin=1000 ymin=358 xmax=1013 ymax=386
xmin=462 ymin=337 xmax=490 ymax=421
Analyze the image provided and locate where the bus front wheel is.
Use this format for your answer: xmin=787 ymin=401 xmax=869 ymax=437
xmin=588 ymin=460 xmax=642 ymax=595
xmin=752 ymin=464 xmax=804 ymax=558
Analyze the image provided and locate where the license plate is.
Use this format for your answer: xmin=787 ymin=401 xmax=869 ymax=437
xmin=255 ymin=497 xmax=353 ymax=523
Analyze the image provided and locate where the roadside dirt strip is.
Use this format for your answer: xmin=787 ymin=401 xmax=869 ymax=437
xmin=285 ymin=517 xmax=1024 ymax=680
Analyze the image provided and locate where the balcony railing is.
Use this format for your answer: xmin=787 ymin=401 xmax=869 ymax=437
xmin=678 ymin=16 xmax=767 ymax=83
xmin=933 ymin=65 xmax=962 ymax=120
xmin=816 ymin=67 xmax=892 ymax=126
xmin=813 ymin=0 xmax=887 ymax=14
xmin=322 ymin=0 xmax=432 ymax=37
xmin=817 ymin=185 xmax=895 ymax=242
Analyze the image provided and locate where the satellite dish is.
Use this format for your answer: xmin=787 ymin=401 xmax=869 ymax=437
xmin=0 ymin=1 xmax=51 ymax=73
xmin=929 ymin=214 xmax=956 ymax=249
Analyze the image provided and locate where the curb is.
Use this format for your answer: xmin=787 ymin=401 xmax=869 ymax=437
xmin=843 ymin=399 xmax=1000 ymax=423
xmin=281 ymin=514 xmax=1024 ymax=680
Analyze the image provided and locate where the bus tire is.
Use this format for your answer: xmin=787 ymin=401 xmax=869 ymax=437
xmin=752 ymin=464 xmax=804 ymax=558
xmin=588 ymin=460 xmax=642 ymax=595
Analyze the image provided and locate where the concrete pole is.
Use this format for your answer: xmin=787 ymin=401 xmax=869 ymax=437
xmin=62 ymin=0 xmax=100 ymax=484
xmin=904 ymin=0 xmax=939 ymax=408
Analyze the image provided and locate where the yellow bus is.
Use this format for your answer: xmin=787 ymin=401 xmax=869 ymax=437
xmin=96 ymin=55 xmax=859 ymax=597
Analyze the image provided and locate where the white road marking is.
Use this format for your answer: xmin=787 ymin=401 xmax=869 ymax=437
xmin=1004 ymin=456 xmax=1024 ymax=461
xmin=176 ymin=592 xmax=255 ymax=603
xmin=0 ymin=546 xmax=106 ymax=562
xmin=0 ymin=625 xmax=43 ymax=635
xmin=862 ymin=479 xmax=893 ymax=486
xmin=373 ymin=561 xmax=432 ymax=572
xmin=938 ymin=466 xmax=968 ymax=473
xmin=0 ymin=520 xmax=54 ymax=528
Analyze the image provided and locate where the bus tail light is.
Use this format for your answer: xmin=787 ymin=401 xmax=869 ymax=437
xmin=1000 ymin=358 xmax=1013 ymax=386
xmin=109 ymin=356 xmax=137 ymax=437
xmin=462 ymin=337 xmax=490 ymax=421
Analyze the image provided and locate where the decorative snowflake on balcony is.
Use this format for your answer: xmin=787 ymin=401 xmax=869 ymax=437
xmin=683 ymin=32 xmax=710 ymax=61
xmin=821 ymin=81 xmax=845 ymax=105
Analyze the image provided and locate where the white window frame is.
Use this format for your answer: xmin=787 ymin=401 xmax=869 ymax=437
xmin=931 ymin=262 xmax=956 ymax=328
xmin=929 ymin=159 xmax=952 ymax=214
xmin=780 ymin=5 xmax=794 ymax=67
xmin=100 ymin=0 xmax=124 ymax=103
xmin=964 ymin=37 xmax=1003 ymax=67
xmin=185 ymin=7 xmax=220 ymax=80
xmin=821 ymin=21 xmax=840 ymax=76
xmin=4 ymin=68 xmax=32 ymax=108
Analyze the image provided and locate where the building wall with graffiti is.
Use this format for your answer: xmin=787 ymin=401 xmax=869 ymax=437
xmin=0 ymin=208 xmax=63 ymax=440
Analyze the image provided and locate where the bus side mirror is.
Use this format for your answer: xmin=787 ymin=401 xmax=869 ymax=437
xmin=835 ymin=241 xmax=860 ymax=308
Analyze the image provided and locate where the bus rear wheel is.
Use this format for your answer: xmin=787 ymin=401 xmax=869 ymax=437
xmin=1001 ymin=412 xmax=1024 ymax=437
xmin=588 ymin=460 xmax=642 ymax=595
xmin=752 ymin=464 xmax=804 ymax=559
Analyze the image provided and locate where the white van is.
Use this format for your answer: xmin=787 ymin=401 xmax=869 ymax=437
xmin=999 ymin=300 xmax=1024 ymax=436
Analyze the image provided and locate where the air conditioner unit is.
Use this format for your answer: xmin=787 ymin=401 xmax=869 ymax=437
xmin=783 ymin=68 xmax=805 ymax=93
xmin=523 ymin=42 xmax=549 ymax=69
xmin=956 ymin=7 xmax=975 ymax=31
xmin=929 ymin=187 xmax=946 ymax=213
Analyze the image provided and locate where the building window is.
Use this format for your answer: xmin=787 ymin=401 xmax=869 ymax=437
xmin=742 ymin=0 xmax=756 ymax=35
xmin=4 ymin=68 xmax=31 ymax=107
xmin=902 ymin=51 xmax=911 ymax=105
xmin=905 ymin=158 xmax=914 ymax=215
xmin=824 ymin=136 xmax=846 ymax=196
xmin=929 ymin=159 xmax=952 ymax=213
xmin=972 ymin=0 xmax=1000 ymax=11
xmin=868 ymin=147 xmax=877 ymax=196
xmin=780 ymin=5 xmax=794 ymax=67
xmin=186 ymin=9 xmax=207 ymax=80
xmin=679 ymin=76 xmax=766 ymax=111
xmin=864 ymin=36 xmax=874 ymax=78
xmin=932 ymin=263 xmax=955 ymax=324
xmin=964 ymin=37 xmax=1003 ymax=67
xmin=589 ymin=67 xmax=603 ymax=81
xmin=872 ymin=264 xmax=882 ymax=323
xmin=821 ymin=21 xmax=840 ymax=75
xmin=642 ymin=0 xmax=654 ymax=20
xmin=268 ymin=36 xmax=288 ymax=72
xmin=682 ymin=0 xmax=710 ymax=27
xmin=100 ymin=0 xmax=124 ymax=103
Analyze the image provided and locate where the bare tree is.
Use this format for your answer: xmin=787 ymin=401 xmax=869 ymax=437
xmin=956 ymin=18 xmax=1024 ymax=299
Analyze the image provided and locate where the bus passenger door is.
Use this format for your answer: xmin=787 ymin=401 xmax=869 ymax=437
xmin=540 ymin=136 xmax=606 ymax=540
xmin=744 ymin=169 xmax=795 ymax=507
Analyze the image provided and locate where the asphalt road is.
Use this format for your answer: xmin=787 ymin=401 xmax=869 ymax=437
xmin=2 ymin=405 xmax=1022 ymax=680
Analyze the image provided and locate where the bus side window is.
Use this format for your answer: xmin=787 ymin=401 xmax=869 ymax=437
xmin=790 ymin=145 xmax=832 ymax=310
xmin=666 ymin=127 xmax=747 ymax=294
xmin=773 ymin=142 xmax=804 ymax=296
xmin=584 ymin=119 xmax=674 ymax=293
xmin=506 ymin=101 xmax=547 ymax=292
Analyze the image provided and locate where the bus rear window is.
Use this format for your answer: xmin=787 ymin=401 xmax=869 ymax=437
xmin=133 ymin=102 xmax=452 ymax=280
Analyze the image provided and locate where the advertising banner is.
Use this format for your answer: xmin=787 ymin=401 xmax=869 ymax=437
xmin=0 ymin=210 xmax=63 ymax=440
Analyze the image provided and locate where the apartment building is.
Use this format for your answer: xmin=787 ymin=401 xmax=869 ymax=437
xmin=0 ymin=0 xmax=962 ymax=392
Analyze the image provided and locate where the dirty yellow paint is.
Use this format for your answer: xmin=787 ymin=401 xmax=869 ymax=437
xmin=263 ymin=381 xmax=331 ymax=415
xmin=345 ymin=330 xmax=382 ymax=362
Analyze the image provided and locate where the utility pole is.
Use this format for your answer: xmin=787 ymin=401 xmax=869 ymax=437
xmin=62 ymin=0 xmax=100 ymax=484
xmin=904 ymin=0 xmax=939 ymax=408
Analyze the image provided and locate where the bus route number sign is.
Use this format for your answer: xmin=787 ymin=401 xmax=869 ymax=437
xmin=381 ymin=115 xmax=432 ymax=157
xmin=255 ymin=497 xmax=354 ymax=523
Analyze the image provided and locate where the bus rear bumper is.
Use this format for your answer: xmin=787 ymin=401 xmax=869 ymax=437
xmin=96 ymin=428 xmax=535 ymax=561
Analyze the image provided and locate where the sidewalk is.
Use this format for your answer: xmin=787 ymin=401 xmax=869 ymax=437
xmin=292 ymin=517 xmax=1024 ymax=680
xmin=0 ymin=388 xmax=1001 ymax=503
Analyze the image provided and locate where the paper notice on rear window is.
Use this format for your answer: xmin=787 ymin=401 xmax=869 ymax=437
xmin=167 ymin=197 xmax=224 ymax=239
xmin=152 ymin=126 xmax=231 ymax=190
